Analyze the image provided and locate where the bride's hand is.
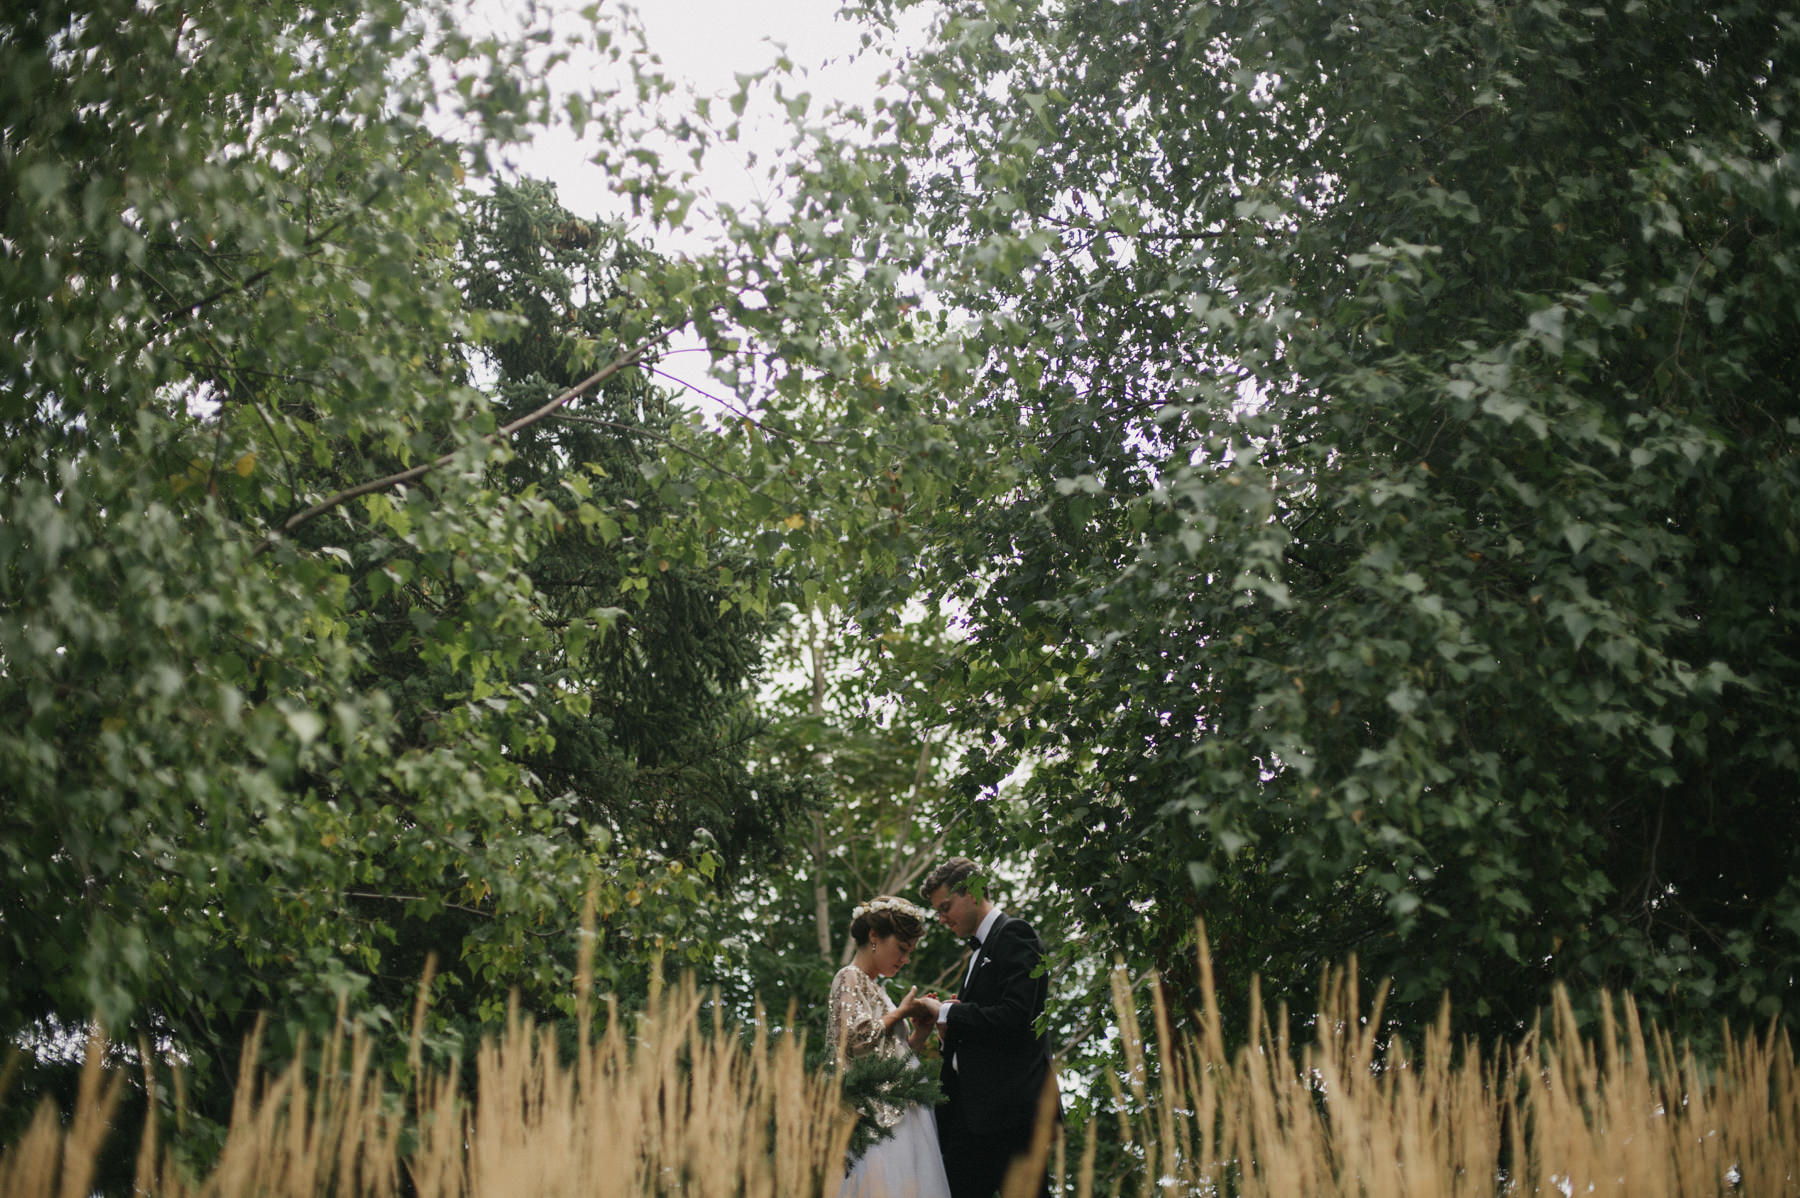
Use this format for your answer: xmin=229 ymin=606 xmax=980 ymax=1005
xmin=894 ymin=985 xmax=920 ymax=1017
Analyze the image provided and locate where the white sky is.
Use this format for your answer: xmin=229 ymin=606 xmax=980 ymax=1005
xmin=467 ymin=0 xmax=922 ymax=404
xmin=494 ymin=0 xmax=905 ymax=223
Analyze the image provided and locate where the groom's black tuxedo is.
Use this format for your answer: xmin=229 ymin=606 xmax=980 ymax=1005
xmin=937 ymin=911 xmax=1058 ymax=1198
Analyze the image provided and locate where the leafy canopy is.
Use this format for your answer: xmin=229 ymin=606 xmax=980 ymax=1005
xmin=826 ymin=0 xmax=1800 ymax=1042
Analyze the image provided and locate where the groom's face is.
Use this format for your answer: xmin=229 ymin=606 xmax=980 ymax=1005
xmin=927 ymin=884 xmax=983 ymax=938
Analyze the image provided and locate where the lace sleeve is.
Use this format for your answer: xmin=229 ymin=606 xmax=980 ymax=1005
xmin=826 ymin=966 xmax=889 ymax=1061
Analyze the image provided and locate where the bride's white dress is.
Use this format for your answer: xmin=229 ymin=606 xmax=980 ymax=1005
xmin=827 ymin=965 xmax=954 ymax=1198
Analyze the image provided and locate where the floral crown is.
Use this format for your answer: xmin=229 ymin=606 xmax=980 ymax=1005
xmin=851 ymin=897 xmax=927 ymax=924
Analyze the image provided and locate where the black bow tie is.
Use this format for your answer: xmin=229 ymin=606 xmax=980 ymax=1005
xmin=966 ymin=936 xmax=982 ymax=950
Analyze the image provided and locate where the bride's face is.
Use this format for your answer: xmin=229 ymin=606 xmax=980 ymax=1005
xmin=867 ymin=932 xmax=917 ymax=978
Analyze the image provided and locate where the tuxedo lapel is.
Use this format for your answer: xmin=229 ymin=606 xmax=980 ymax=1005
xmin=958 ymin=911 xmax=1009 ymax=1001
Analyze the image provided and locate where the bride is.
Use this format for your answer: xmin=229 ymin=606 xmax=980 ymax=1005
xmin=828 ymin=896 xmax=954 ymax=1198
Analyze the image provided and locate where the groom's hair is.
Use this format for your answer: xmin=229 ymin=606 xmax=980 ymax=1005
xmin=920 ymin=857 xmax=984 ymax=901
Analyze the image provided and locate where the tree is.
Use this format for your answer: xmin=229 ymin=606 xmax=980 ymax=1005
xmin=3 ymin=0 xmax=510 ymax=1083
xmin=457 ymin=175 xmax=823 ymax=961
xmin=0 ymin=0 xmax=827 ymax=1150
xmin=720 ymin=605 xmax=969 ymax=1027
xmin=826 ymin=0 xmax=1800 ymax=1043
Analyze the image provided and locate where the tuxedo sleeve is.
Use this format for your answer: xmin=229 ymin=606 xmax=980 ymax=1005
xmin=944 ymin=920 xmax=1045 ymax=1042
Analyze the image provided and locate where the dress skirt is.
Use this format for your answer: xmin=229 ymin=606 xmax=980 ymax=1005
xmin=836 ymin=1102 xmax=953 ymax=1198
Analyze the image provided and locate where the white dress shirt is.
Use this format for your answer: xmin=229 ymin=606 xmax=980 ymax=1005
xmin=941 ymin=907 xmax=1003 ymax=1024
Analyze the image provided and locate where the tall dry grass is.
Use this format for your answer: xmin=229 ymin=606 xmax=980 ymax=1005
xmin=1034 ymin=937 xmax=1799 ymax=1198
xmin=2 ymin=935 xmax=1796 ymax=1196
xmin=0 ymin=972 xmax=854 ymax=1198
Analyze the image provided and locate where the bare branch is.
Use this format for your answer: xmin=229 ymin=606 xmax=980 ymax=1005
xmin=550 ymin=411 xmax=763 ymax=491
xmin=255 ymin=329 xmax=668 ymax=553
xmin=1040 ymin=212 xmax=1229 ymax=242
xmin=343 ymin=890 xmax=495 ymax=919
xmin=651 ymin=366 xmax=850 ymax=449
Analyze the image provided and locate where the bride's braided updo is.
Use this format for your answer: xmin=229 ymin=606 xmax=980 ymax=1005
xmin=849 ymin=895 xmax=927 ymax=946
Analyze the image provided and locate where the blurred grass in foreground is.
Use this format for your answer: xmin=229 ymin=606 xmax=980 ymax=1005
xmin=2 ymin=933 xmax=1795 ymax=1196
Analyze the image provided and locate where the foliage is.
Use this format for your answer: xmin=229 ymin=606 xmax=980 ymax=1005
xmin=822 ymin=0 xmax=1800 ymax=1045
xmin=5 ymin=0 xmax=482 ymax=1104
xmin=0 ymin=0 xmax=829 ymax=1148
xmin=14 ymin=0 xmax=1797 ymax=1183
xmin=834 ymin=1048 xmax=943 ymax=1164
xmin=719 ymin=608 xmax=970 ymax=1012
xmin=462 ymin=183 xmax=789 ymax=863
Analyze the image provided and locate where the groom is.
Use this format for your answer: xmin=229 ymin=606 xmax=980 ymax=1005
xmin=913 ymin=857 xmax=1059 ymax=1198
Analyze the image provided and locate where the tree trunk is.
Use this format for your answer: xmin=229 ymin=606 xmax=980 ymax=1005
xmin=807 ymin=613 xmax=835 ymax=961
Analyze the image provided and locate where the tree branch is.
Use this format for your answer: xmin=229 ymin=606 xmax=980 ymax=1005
xmin=652 ymin=366 xmax=850 ymax=449
xmin=1041 ymin=212 xmax=1229 ymax=242
xmin=255 ymin=329 xmax=668 ymax=553
xmin=343 ymin=890 xmax=494 ymax=919
xmin=152 ymin=210 xmax=358 ymax=333
xmin=136 ymin=261 xmax=308 ymax=501
xmin=550 ymin=411 xmax=763 ymax=490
